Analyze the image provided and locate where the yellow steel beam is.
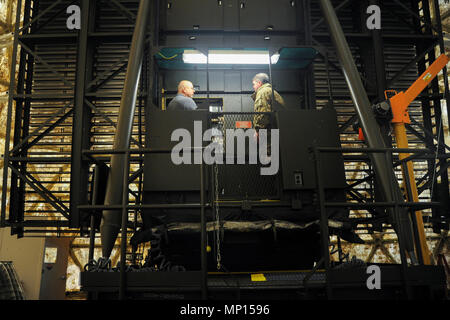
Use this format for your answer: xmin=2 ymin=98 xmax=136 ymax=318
xmin=393 ymin=123 xmax=432 ymax=265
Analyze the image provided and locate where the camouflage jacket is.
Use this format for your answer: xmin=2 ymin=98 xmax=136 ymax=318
xmin=251 ymin=83 xmax=285 ymax=129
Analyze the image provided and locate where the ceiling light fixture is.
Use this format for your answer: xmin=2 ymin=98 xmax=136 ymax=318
xmin=183 ymin=50 xmax=280 ymax=65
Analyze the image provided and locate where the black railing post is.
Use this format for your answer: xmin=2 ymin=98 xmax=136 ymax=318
xmin=88 ymin=165 xmax=101 ymax=263
xmin=200 ymin=151 xmax=208 ymax=300
xmin=313 ymin=147 xmax=332 ymax=299
xmin=401 ymin=161 xmax=424 ymax=265
xmin=386 ymin=150 xmax=412 ymax=300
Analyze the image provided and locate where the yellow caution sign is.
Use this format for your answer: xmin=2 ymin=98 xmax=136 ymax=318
xmin=251 ymin=274 xmax=267 ymax=282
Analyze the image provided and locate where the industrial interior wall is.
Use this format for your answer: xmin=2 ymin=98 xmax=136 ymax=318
xmin=0 ymin=228 xmax=45 ymax=300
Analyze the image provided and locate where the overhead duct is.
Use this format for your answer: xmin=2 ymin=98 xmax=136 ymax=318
xmin=100 ymin=0 xmax=151 ymax=259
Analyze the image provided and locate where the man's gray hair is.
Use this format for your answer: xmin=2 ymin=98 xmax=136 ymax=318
xmin=253 ymin=73 xmax=270 ymax=84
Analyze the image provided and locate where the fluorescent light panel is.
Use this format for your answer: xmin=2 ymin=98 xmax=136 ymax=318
xmin=183 ymin=50 xmax=280 ymax=65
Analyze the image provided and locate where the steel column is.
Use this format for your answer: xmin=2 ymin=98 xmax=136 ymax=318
xmin=9 ymin=0 xmax=33 ymax=237
xmin=1 ymin=0 xmax=22 ymax=228
xmin=302 ymin=0 xmax=316 ymax=109
xmin=319 ymin=0 xmax=418 ymax=263
xmin=431 ymin=0 xmax=450 ymax=233
xmin=369 ymin=0 xmax=386 ymax=100
xmin=70 ymin=0 xmax=96 ymax=228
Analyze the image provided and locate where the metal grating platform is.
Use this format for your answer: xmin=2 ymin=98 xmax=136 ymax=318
xmin=80 ymin=265 xmax=447 ymax=300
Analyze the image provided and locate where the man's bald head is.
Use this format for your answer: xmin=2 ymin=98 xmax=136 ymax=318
xmin=178 ymin=80 xmax=196 ymax=98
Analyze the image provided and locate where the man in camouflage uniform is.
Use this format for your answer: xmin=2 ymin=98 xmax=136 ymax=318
xmin=251 ymin=73 xmax=285 ymax=155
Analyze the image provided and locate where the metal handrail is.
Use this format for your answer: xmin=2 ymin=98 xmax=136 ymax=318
xmin=310 ymin=145 xmax=443 ymax=300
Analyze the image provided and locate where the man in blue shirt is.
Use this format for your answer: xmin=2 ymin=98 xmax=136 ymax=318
xmin=167 ymin=80 xmax=198 ymax=111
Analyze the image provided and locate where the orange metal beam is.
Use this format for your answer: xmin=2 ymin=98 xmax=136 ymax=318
xmin=404 ymin=53 xmax=450 ymax=106
xmin=390 ymin=54 xmax=449 ymax=124
xmin=388 ymin=53 xmax=449 ymax=265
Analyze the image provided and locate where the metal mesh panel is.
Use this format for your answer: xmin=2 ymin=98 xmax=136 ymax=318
xmin=216 ymin=113 xmax=279 ymax=199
